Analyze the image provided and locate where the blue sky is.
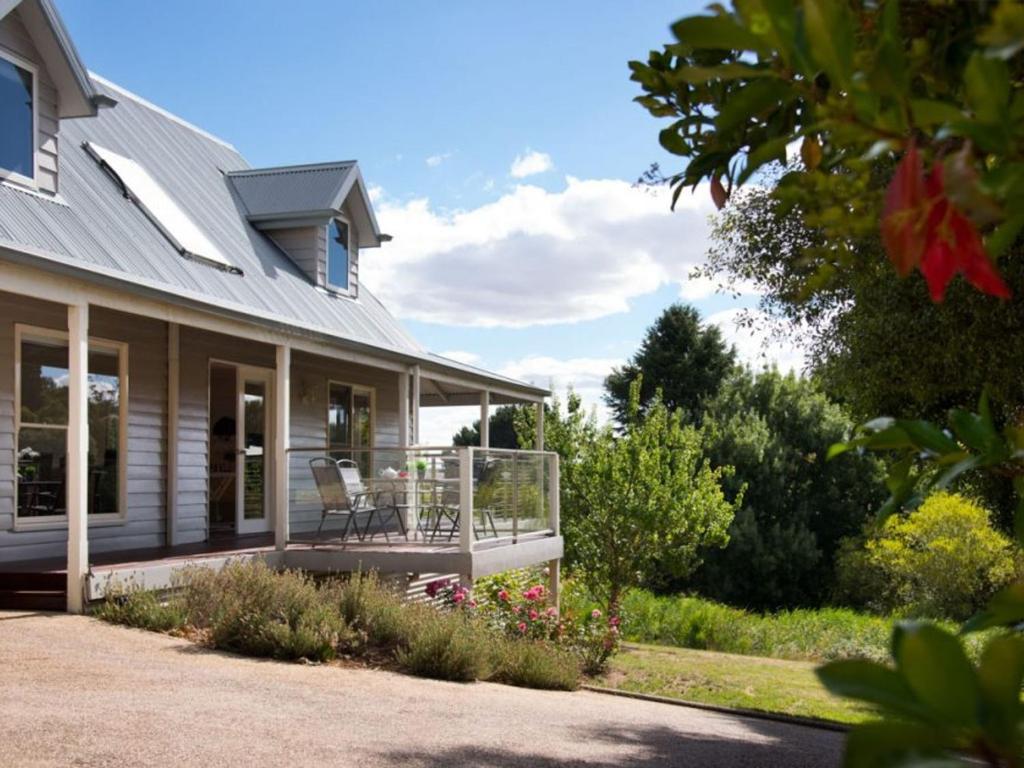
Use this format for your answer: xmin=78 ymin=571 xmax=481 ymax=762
xmin=57 ymin=1 xmax=799 ymax=442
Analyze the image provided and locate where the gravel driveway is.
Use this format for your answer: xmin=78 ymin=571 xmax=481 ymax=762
xmin=0 ymin=611 xmax=842 ymax=767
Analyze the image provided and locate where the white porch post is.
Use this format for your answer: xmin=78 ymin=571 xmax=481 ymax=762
xmin=479 ymin=390 xmax=490 ymax=448
xmin=397 ymin=370 xmax=410 ymax=447
xmin=547 ymin=453 xmax=560 ymax=609
xmin=166 ymin=322 xmax=180 ymax=547
xmin=274 ymin=344 xmax=290 ymax=550
xmin=411 ymin=365 xmax=421 ymax=445
xmin=535 ymin=400 xmax=545 ymax=451
xmin=66 ymin=302 xmax=89 ymax=613
xmin=459 ymin=446 xmax=474 ymax=553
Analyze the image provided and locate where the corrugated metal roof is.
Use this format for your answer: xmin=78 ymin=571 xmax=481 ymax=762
xmin=228 ymin=163 xmax=356 ymax=218
xmin=0 ymin=75 xmax=423 ymax=357
xmin=0 ymin=74 xmax=548 ymax=398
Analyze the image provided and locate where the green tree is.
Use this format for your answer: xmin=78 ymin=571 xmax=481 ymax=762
xmin=690 ymin=369 xmax=885 ymax=610
xmin=604 ymin=304 xmax=735 ymax=425
xmin=835 ymin=492 xmax=1021 ymax=622
xmin=569 ymin=382 xmax=737 ymax=614
xmin=632 ymin=1 xmax=1024 ymax=764
xmin=452 ymin=405 xmax=522 ymax=449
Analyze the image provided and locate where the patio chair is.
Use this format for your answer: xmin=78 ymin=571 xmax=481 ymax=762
xmin=336 ymin=459 xmax=407 ymax=543
xmin=309 ymin=458 xmax=402 ymax=542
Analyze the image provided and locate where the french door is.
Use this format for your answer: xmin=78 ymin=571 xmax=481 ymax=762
xmin=235 ymin=366 xmax=274 ymax=535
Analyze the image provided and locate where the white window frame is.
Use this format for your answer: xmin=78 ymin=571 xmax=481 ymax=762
xmin=326 ymin=379 xmax=375 ymax=453
xmin=13 ymin=324 xmax=129 ymax=530
xmin=325 ymin=217 xmax=352 ymax=295
xmin=0 ymin=47 xmax=39 ymax=189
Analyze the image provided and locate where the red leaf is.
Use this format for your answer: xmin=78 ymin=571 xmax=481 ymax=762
xmin=710 ymin=176 xmax=728 ymax=210
xmin=952 ymin=211 xmax=1011 ymax=299
xmin=881 ymin=144 xmax=927 ymax=276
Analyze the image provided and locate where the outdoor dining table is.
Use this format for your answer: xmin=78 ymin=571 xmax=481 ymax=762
xmin=371 ymin=475 xmax=462 ymax=542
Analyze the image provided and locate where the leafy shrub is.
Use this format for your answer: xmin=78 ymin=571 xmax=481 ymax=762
xmin=329 ymin=572 xmax=414 ymax=651
xmin=96 ymin=561 xmax=583 ymax=690
xmin=395 ymin=612 xmax=491 ymax=682
xmin=201 ymin=562 xmax=350 ymax=662
xmin=835 ymin=492 xmax=1021 ymax=621
xmin=92 ymin=583 xmax=186 ymax=632
xmin=490 ymin=639 xmax=580 ymax=690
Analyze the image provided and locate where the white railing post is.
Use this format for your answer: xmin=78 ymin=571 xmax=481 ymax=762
xmin=274 ymin=344 xmax=290 ymax=550
xmin=67 ymin=302 xmax=89 ymax=613
xmin=547 ymin=453 xmax=561 ymax=610
xmin=459 ymin=447 xmax=473 ymax=553
xmin=548 ymin=453 xmax=560 ymax=535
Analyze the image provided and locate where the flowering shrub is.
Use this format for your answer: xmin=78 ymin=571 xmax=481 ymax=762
xmin=481 ymin=579 xmax=621 ymax=675
xmin=424 ymin=578 xmax=476 ymax=609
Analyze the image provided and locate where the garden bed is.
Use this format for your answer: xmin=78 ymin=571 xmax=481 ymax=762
xmin=94 ymin=561 xmax=607 ymax=692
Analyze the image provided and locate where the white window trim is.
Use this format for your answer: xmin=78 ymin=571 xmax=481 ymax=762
xmin=13 ymin=324 xmax=129 ymax=531
xmin=0 ymin=47 xmax=39 ymax=189
xmin=326 ymin=379 xmax=375 ymax=454
xmin=325 ymin=217 xmax=353 ymax=295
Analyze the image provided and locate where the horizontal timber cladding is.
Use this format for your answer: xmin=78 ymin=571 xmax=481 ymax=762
xmin=288 ymin=349 xmax=401 ymax=534
xmin=0 ymin=292 xmax=408 ymax=564
xmin=0 ymin=293 xmax=169 ymax=562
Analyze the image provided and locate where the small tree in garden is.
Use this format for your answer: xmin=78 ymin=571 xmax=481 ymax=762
xmin=569 ymin=381 xmax=737 ymax=615
xmin=633 ymin=0 xmax=1024 ymax=764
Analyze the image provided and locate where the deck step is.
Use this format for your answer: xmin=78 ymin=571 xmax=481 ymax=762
xmin=0 ymin=571 xmax=66 ymax=591
xmin=0 ymin=590 xmax=65 ymax=611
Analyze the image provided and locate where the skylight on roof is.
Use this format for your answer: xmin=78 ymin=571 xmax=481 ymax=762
xmin=84 ymin=141 xmax=238 ymax=273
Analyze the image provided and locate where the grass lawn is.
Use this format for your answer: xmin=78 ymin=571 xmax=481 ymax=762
xmin=597 ymin=642 xmax=875 ymax=725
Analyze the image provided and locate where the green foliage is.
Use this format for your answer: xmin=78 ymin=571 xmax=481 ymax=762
xmin=395 ymin=612 xmax=491 ymax=683
xmin=568 ymin=381 xmax=737 ymax=612
xmin=452 ymin=404 xmax=524 ymax=448
xmin=818 ymin=625 xmax=1024 ymax=767
xmin=489 ymin=639 xmax=581 ymax=691
xmin=691 ymin=369 xmax=884 ymax=609
xmin=96 ymin=562 xmax=582 ymax=690
xmin=587 ymin=587 xmax=901 ymax=664
xmin=92 ymin=584 xmax=187 ymax=632
xmin=835 ymin=493 xmax=1021 ymax=622
xmin=604 ymin=303 xmax=735 ymax=425
xmin=630 ymin=1 xmax=1024 ymax=278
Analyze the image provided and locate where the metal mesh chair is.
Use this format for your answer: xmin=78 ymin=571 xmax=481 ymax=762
xmin=310 ymin=458 xmax=400 ymax=542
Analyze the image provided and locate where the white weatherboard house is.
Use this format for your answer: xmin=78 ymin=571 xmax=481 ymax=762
xmin=0 ymin=0 xmax=561 ymax=612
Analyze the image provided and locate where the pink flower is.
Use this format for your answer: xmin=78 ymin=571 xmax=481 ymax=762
xmin=610 ymin=626 xmax=619 ymax=635
xmin=545 ymin=607 xmax=558 ymax=617
xmin=468 ymin=600 xmax=477 ymax=609
xmin=452 ymin=592 xmax=465 ymax=604
xmin=591 ymin=609 xmax=602 ymax=619
xmin=528 ymin=609 xmax=539 ymax=621
xmin=497 ymin=590 xmax=509 ymax=602
xmin=522 ymin=585 xmax=545 ymax=602
xmin=609 ymin=616 xmax=620 ymax=627
xmin=517 ymin=622 xmax=527 ymax=634
xmin=512 ymin=605 xmax=521 ymax=614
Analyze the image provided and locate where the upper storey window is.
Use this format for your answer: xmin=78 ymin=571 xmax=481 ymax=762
xmin=0 ymin=51 xmax=36 ymax=183
xmin=327 ymin=219 xmax=350 ymax=292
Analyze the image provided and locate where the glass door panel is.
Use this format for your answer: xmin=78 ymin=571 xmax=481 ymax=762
xmin=235 ymin=367 xmax=273 ymax=535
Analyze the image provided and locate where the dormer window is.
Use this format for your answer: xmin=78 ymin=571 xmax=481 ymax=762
xmin=0 ymin=49 xmax=36 ymax=184
xmin=327 ymin=219 xmax=350 ymax=292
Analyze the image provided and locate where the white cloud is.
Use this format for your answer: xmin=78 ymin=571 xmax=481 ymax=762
xmin=425 ymin=152 xmax=453 ymax=168
xmin=363 ymin=177 xmax=743 ymax=328
xmin=707 ymin=308 xmax=806 ymax=374
xmin=509 ymin=149 xmax=554 ymax=179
